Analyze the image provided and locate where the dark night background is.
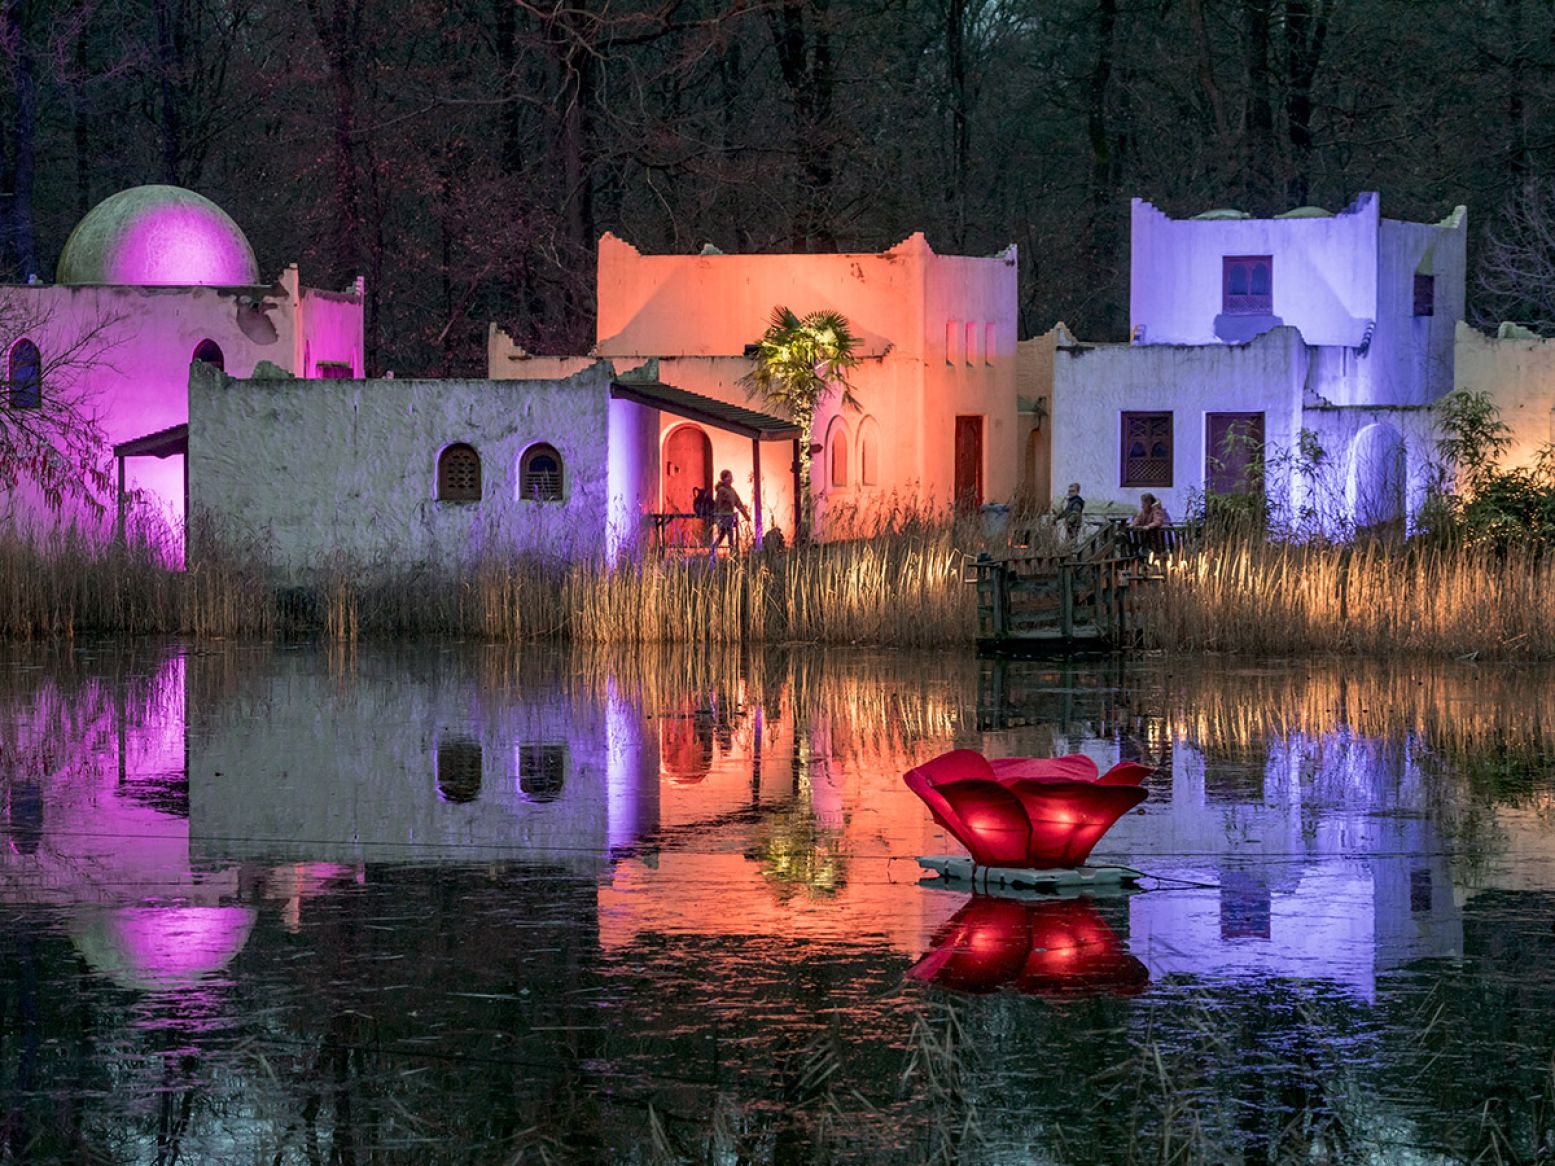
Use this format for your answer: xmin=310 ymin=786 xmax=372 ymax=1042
xmin=0 ymin=0 xmax=1547 ymax=373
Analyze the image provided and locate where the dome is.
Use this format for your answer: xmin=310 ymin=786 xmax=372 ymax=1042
xmin=1275 ymin=205 xmax=1334 ymax=219
xmin=56 ymin=185 xmax=260 ymax=286
xmin=1190 ymin=208 xmax=1251 ymax=221
xmin=69 ymin=904 xmax=257 ymax=993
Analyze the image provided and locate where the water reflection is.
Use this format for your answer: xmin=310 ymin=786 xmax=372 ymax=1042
xmin=2 ymin=646 xmax=1555 ymax=1161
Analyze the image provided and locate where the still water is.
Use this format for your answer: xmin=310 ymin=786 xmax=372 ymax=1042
xmin=3 ymin=643 xmax=1555 ymax=1164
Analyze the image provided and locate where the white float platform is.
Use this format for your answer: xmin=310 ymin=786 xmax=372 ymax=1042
xmin=916 ymin=855 xmax=1144 ymax=893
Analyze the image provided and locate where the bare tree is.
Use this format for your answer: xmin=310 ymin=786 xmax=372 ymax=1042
xmin=1476 ymin=180 xmax=1555 ymax=335
xmin=0 ymin=298 xmax=121 ymax=519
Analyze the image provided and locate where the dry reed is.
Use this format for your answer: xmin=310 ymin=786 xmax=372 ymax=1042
xmin=1145 ymin=536 xmax=1555 ymax=659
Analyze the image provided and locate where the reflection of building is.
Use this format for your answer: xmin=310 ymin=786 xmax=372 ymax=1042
xmin=188 ymin=654 xmax=660 ymax=871
xmin=2 ymin=185 xmax=363 ymax=541
xmin=1094 ymin=732 xmax=1463 ymax=1001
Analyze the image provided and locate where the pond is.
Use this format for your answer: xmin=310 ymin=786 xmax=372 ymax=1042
xmin=3 ymin=642 xmax=1555 ymax=1164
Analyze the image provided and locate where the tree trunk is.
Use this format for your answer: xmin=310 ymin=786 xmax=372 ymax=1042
xmin=1283 ymin=0 xmax=1331 ymax=207
xmin=153 ymin=0 xmax=183 ymax=183
xmin=5 ymin=0 xmax=36 ymax=281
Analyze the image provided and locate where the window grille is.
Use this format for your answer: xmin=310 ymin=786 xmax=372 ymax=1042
xmin=1121 ymin=411 xmax=1173 ymax=487
xmin=317 ymin=361 xmax=353 ymax=379
xmin=520 ymin=443 xmax=563 ymax=501
xmin=438 ymin=443 xmax=481 ymax=501
xmin=436 ymin=737 xmax=482 ymax=804
xmin=1222 ymin=256 xmax=1272 ymax=315
xmin=518 ymin=744 xmax=566 ymax=803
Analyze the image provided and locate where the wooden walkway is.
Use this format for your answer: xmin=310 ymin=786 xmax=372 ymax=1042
xmin=971 ymin=523 xmax=1188 ymax=655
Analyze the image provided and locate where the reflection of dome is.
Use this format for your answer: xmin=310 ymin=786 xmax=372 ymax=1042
xmin=56 ymin=185 xmax=261 ymax=286
xmin=69 ymin=905 xmax=257 ymax=993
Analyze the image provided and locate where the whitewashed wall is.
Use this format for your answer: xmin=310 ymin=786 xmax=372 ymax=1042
xmin=189 ymin=360 xmax=645 ymax=571
xmin=1049 ymin=326 xmax=1308 ymax=519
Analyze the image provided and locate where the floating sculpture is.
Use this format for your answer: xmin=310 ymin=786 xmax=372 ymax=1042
xmin=907 ymin=895 xmax=1148 ymax=996
xmin=906 ymin=749 xmax=1148 ymax=888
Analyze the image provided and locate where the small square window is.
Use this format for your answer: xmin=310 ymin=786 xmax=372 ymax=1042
xmin=1223 ymin=256 xmax=1273 ymax=315
xmin=1413 ymin=274 xmax=1435 ymax=317
xmin=1121 ymin=411 xmax=1173 ymax=488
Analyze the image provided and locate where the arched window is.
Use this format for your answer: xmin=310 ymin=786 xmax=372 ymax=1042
xmin=519 ymin=443 xmax=563 ymax=501
xmin=437 ymin=443 xmax=482 ymax=502
xmin=827 ymin=419 xmax=849 ymax=488
xmin=858 ymin=417 xmax=881 ymax=487
xmin=9 ymin=339 xmax=40 ymax=409
xmin=436 ymin=737 xmax=482 ymax=804
xmin=192 ymin=339 xmax=225 ymax=371
xmin=517 ymin=744 xmax=565 ymax=803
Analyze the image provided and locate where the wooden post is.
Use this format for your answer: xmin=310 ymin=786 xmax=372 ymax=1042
xmin=791 ymin=438 xmax=802 ymax=541
xmin=990 ymin=565 xmax=1008 ymax=640
xmin=751 ymin=436 xmax=764 ymax=549
xmin=115 ymin=455 xmax=126 ymax=544
xmin=1059 ymin=564 xmax=1074 ymax=639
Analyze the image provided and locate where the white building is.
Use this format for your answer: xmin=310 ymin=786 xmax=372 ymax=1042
xmin=1039 ymin=194 xmax=1467 ymax=530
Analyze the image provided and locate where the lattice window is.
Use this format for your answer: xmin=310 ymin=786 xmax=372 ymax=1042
xmin=192 ymin=339 xmax=225 ymax=371
xmin=1222 ymin=256 xmax=1272 ymax=315
xmin=519 ymin=443 xmax=563 ymax=501
xmin=437 ymin=737 xmax=482 ymax=804
xmin=438 ymin=443 xmax=482 ymax=502
xmin=1413 ymin=273 xmax=1435 ymax=317
xmin=317 ymin=361 xmax=353 ymax=379
xmin=1121 ymin=411 xmax=1173 ymax=488
xmin=8 ymin=339 xmax=40 ymax=410
xmin=518 ymin=744 xmax=566 ymax=803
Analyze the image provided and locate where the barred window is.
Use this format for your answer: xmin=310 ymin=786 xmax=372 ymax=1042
xmin=9 ymin=339 xmax=40 ymax=410
xmin=1222 ymin=256 xmax=1272 ymax=315
xmin=1121 ymin=411 xmax=1173 ymax=488
xmin=437 ymin=443 xmax=482 ymax=502
xmin=518 ymin=744 xmax=566 ymax=803
xmin=520 ymin=443 xmax=563 ymax=501
xmin=437 ymin=737 xmax=482 ymax=804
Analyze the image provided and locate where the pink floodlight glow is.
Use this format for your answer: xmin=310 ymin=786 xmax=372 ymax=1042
xmin=57 ymin=186 xmax=261 ymax=286
xmin=905 ymin=749 xmax=1148 ymax=868
xmin=71 ymin=905 xmax=257 ymax=993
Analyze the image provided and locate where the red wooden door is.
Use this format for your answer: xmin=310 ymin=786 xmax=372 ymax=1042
xmin=954 ymin=416 xmax=983 ymax=510
xmin=663 ymin=424 xmax=711 ymax=545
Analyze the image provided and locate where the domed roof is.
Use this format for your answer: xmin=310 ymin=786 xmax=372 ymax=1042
xmin=1275 ymin=205 xmax=1334 ymax=219
xmin=56 ymin=185 xmax=260 ymax=286
xmin=1190 ymin=208 xmax=1251 ymax=221
xmin=69 ymin=904 xmax=257 ymax=993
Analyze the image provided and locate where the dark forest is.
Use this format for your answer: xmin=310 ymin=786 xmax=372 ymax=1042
xmin=1 ymin=0 xmax=1549 ymax=374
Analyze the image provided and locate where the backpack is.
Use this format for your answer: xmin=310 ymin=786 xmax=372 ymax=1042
xmin=691 ymin=486 xmax=713 ymax=518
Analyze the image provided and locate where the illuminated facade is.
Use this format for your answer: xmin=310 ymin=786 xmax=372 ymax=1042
xmin=1 ymin=185 xmax=364 ymax=541
xmin=1041 ymin=194 xmax=1468 ymax=530
xmin=493 ymin=231 xmax=1021 ymax=541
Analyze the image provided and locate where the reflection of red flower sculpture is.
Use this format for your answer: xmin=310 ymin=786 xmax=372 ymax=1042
xmin=907 ymin=895 xmax=1148 ymax=996
xmin=904 ymin=749 xmax=1149 ymax=869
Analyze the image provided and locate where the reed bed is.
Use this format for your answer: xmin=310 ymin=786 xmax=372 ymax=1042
xmin=1145 ymin=536 xmax=1555 ymax=658
xmin=0 ymin=521 xmax=977 ymax=645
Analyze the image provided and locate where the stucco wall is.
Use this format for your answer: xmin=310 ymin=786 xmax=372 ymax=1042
xmin=1050 ymin=326 xmax=1309 ymax=520
xmin=189 ymin=361 xmax=632 ymax=571
xmin=1130 ymin=195 xmax=1379 ymax=348
xmin=1367 ymin=213 xmax=1466 ymax=407
xmin=0 ymin=268 xmax=362 ymax=539
xmin=189 ymin=652 xmax=659 ymax=870
xmin=1455 ymin=321 xmax=1555 ymax=471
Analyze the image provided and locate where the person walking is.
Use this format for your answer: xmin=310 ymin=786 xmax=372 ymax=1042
xmin=709 ymin=469 xmax=751 ymax=558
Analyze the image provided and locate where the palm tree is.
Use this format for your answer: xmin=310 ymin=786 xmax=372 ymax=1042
xmin=740 ymin=306 xmax=861 ymax=543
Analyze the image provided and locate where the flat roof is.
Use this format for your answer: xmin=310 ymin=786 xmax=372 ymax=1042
xmin=113 ymin=423 xmax=187 ymax=459
xmin=610 ymin=380 xmax=800 ymax=441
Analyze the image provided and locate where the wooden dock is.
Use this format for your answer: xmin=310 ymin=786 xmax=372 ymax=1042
xmin=970 ymin=524 xmax=1184 ymax=654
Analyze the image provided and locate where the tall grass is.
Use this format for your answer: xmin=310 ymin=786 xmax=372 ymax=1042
xmin=1146 ymin=535 xmax=1555 ymax=658
xmin=0 ymin=517 xmax=977 ymax=646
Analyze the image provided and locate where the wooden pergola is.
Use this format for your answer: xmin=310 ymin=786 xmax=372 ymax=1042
xmin=111 ymin=423 xmax=187 ymax=541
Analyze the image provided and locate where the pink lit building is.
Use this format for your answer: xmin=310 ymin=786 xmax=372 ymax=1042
xmin=1 ymin=185 xmax=364 ymax=544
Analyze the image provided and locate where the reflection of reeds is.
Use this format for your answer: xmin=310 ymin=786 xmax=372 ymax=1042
xmin=1146 ymin=538 xmax=1555 ymax=658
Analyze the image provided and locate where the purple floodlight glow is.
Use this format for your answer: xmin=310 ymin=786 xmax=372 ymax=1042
xmin=57 ymin=186 xmax=261 ymax=287
xmin=71 ymin=904 xmax=257 ymax=993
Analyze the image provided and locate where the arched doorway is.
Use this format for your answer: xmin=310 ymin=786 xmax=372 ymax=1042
xmin=663 ymin=424 xmax=711 ymax=546
xmin=1348 ymin=423 xmax=1406 ymax=533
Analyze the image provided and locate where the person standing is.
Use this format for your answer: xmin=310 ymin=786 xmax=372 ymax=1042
xmin=709 ymin=469 xmax=751 ymax=557
xmin=1056 ymin=481 xmax=1086 ymax=542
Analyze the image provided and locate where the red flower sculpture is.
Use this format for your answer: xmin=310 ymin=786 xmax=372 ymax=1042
xmin=907 ymin=895 xmax=1148 ymax=996
xmin=904 ymin=749 xmax=1148 ymax=869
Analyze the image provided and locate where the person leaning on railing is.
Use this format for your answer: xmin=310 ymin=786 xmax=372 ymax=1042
xmin=1130 ymin=493 xmax=1169 ymax=530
